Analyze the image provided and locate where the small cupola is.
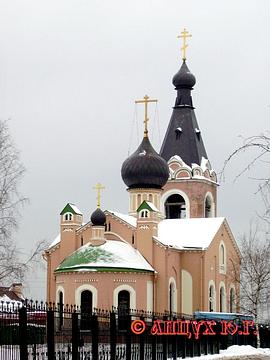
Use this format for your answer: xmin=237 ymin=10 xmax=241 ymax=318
xmin=121 ymin=95 xmax=169 ymax=189
xmin=91 ymin=208 xmax=106 ymax=226
xmin=121 ymin=95 xmax=169 ymax=216
xmin=137 ymin=200 xmax=158 ymax=219
xmin=172 ymin=60 xmax=196 ymax=90
xmin=90 ymin=183 xmax=106 ymax=245
xmin=121 ymin=136 xmax=169 ymax=189
xmin=60 ymin=203 xmax=83 ymax=224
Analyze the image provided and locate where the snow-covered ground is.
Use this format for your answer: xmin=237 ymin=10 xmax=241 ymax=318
xmin=168 ymin=345 xmax=270 ymax=359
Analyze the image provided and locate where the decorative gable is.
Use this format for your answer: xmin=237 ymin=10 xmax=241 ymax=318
xmin=60 ymin=203 xmax=82 ymax=216
xmin=137 ymin=200 xmax=158 ymax=213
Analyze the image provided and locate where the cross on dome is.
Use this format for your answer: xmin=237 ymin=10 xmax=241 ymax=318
xmin=135 ymin=95 xmax=158 ymax=138
xmin=177 ymin=28 xmax=192 ymax=61
xmin=93 ymin=183 xmax=105 ymax=208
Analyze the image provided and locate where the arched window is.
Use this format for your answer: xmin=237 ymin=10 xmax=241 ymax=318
xmin=229 ymin=287 xmax=236 ymax=313
xmin=165 ymin=194 xmax=186 ymax=219
xmin=118 ymin=290 xmax=130 ymax=314
xmin=219 ymin=242 xmax=226 ymax=273
xmin=64 ymin=213 xmax=73 ymax=221
xmin=219 ymin=286 xmax=226 ymax=312
xmin=205 ymin=195 xmax=212 ymax=218
xmin=169 ymin=279 xmax=177 ymax=314
xmin=140 ymin=210 xmax=149 ymax=218
xmin=209 ymin=285 xmax=215 ymax=312
xmin=81 ymin=290 xmax=92 ymax=330
xmin=58 ymin=291 xmax=64 ymax=330
xmin=118 ymin=290 xmax=130 ymax=330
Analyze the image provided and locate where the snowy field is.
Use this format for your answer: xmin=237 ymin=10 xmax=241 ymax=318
xmin=168 ymin=345 xmax=270 ymax=359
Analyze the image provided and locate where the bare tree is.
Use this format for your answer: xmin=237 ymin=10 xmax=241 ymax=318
xmin=0 ymin=120 xmax=47 ymax=284
xmin=228 ymin=224 xmax=270 ymax=347
xmin=230 ymin=225 xmax=270 ymax=322
xmin=222 ymin=134 xmax=270 ymax=222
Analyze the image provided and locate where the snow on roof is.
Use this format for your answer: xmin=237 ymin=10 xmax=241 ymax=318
xmin=145 ymin=201 xmax=159 ymax=212
xmin=168 ymin=155 xmax=192 ymax=170
xmin=48 ymin=234 xmax=60 ymax=248
xmin=200 ymin=156 xmax=210 ymax=172
xmin=156 ymin=217 xmax=225 ymax=250
xmin=56 ymin=240 xmax=154 ymax=272
xmin=107 ymin=210 xmax=137 ymax=227
xmin=69 ymin=204 xmax=82 ymax=215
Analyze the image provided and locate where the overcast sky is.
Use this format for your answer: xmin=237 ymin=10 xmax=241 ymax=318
xmin=0 ymin=0 xmax=269 ymax=299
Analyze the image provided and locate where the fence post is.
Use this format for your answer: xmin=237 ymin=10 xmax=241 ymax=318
xmin=47 ymin=309 xmax=55 ymax=360
xmin=162 ymin=316 xmax=167 ymax=360
xmin=151 ymin=315 xmax=156 ymax=360
xmin=91 ymin=314 xmax=99 ymax=360
xmin=72 ymin=312 xmax=79 ymax=360
xmin=139 ymin=315 xmax=145 ymax=360
xmin=126 ymin=314 xmax=131 ymax=360
xmin=172 ymin=316 xmax=177 ymax=360
xmin=110 ymin=312 xmax=116 ymax=360
xmin=19 ymin=306 xmax=28 ymax=360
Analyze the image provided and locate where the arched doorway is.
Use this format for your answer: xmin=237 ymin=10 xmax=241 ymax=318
xmin=165 ymin=194 xmax=186 ymax=219
xmin=81 ymin=290 xmax=92 ymax=330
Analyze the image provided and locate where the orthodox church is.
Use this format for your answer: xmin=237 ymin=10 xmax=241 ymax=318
xmin=44 ymin=33 xmax=240 ymax=316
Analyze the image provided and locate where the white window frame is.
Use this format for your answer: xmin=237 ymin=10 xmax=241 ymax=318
xmin=168 ymin=277 xmax=177 ymax=313
xmin=161 ymin=189 xmax=190 ymax=218
xmin=113 ymin=284 xmax=136 ymax=310
xmin=219 ymin=281 xmax=226 ymax=312
xmin=219 ymin=241 xmax=226 ymax=274
xmin=64 ymin=212 xmax=73 ymax=221
xmin=208 ymin=280 xmax=216 ymax=312
xmin=139 ymin=209 xmax=149 ymax=218
xmin=204 ymin=192 xmax=215 ymax=218
xmin=75 ymin=284 xmax=98 ymax=311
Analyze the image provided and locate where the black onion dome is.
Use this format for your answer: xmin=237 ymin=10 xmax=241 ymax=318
xmin=121 ymin=136 xmax=169 ymax=189
xmin=91 ymin=208 xmax=106 ymax=226
xmin=172 ymin=60 xmax=196 ymax=89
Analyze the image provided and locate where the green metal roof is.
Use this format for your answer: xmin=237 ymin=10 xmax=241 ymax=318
xmin=55 ymin=241 xmax=154 ymax=274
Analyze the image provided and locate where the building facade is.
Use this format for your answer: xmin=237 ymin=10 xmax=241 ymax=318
xmin=44 ymin=56 xmax=240 ymax=316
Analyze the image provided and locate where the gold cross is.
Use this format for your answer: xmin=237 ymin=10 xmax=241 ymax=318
xmin=135 ymin=95 xmax=158 ymax=137
xmin=177 ymin=28 xmax=192 ymax=60
xmin=92 ymin=182 xmax=105 ymax=208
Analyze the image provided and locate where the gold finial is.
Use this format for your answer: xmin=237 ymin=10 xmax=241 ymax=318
xmin=93 ymin=182 xmax=105 ymax=208
xmin=177 ymin=28 xmax=192 ymax=61
xmin=135 ymin=95 xmax=158 ymax=137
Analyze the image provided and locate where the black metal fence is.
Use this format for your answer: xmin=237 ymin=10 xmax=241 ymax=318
xmin=0 ymin=301 xmax=269 ymax=360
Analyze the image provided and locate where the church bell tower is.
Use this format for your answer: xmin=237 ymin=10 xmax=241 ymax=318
xmin=160 ymin=29 xmax=218 ymax=219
